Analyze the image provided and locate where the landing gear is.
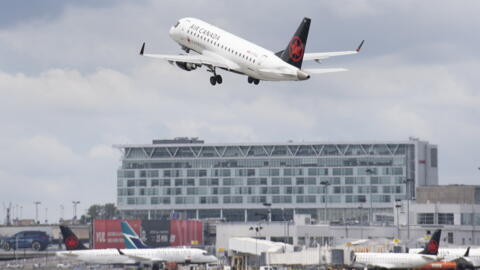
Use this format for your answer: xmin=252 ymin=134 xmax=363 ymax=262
xmin=210 ymin=76 xmax=216 ymax=86
xmin=210 ymin=75 xmax=222 ymax=86
xmin=247 ymin=77 xmax=260 ymax=85
xmin=208 ymin=67 xmax=222 ymax=86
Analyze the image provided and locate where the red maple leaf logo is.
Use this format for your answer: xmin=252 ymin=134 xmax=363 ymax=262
xmin=288 ymin=36 xmax=304 ymax=63
xmin=427 ymin=240 xmax=438 ymax=253
xmin=65 ymin=235 xmax=79 ymax=250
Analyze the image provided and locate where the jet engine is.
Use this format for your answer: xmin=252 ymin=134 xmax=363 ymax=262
xmin=175 ymin=61 xmax=200 ymax=71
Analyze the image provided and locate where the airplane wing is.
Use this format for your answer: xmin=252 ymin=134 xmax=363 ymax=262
xmin=139 ymin=42 xmax=233 ymax=70
xmin=303 ymin=40 xmax=364 ymax=62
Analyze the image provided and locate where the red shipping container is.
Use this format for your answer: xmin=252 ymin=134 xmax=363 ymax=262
xmin=93 ymin=219 xmax=141 ymax=249
xmin=169 ymin=220 xmax=203 ymax=246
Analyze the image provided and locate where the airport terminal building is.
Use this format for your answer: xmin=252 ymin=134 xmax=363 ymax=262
xmin=115 ymin=137 xmax=438 ymax=222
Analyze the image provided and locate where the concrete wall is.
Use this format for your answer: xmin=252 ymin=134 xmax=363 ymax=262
xmin=416 ymin=186 xmax=478 ymax=204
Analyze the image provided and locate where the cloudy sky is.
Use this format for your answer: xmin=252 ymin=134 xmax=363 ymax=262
xmin=0 ymin=0 xmax=479 ymax=223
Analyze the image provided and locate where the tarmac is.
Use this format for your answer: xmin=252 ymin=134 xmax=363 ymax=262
xmin=0 ymin=249 xmax=132 ymax=269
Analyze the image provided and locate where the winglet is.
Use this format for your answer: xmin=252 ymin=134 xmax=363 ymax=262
xmin=356 ymin=40 xmax=365 ymax=52
xmin=464 ymin=247 xmax=470 ymax=257
xmin=117 ymin=248 xmax=125 ymax=255
xmin=140 ymin=42 xmax=145 ymax=55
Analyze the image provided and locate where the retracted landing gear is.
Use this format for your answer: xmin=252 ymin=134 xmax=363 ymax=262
xmin=208 ymin=67 xmax=222 ymax=86
xmin=247 ymin=77 xmax=259 ymax=85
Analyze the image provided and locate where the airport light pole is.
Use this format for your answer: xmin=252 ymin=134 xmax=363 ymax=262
xmin=60 ymin=204 xmax=64 ymax=222
xmin=366 ymin=169 xmax=374 ymax=225
xmin=403 ymin=178 xmax=414 ymax=240
xmin=249 ymin=223 xmax=263 ymax=268
xmin=320 ymin=180 xmax=331 ymax=223
xmin=34 ymin=201 xmax=41 ymax=224
xmin=282 ymin=208 xmax=287 ymax=252
xmin=72 ymin=201 xmax=80 ymax=223
xmin=395 ymin=202 xmax=401 ymax=239
xmin=358 ymin=205 xmax=364 ymax=239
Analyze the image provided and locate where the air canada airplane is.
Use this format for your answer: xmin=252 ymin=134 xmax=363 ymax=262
xmin=353 ymin=229 xmax=442 ymax=269
xmin=411 ymin=247 xmax=480 ymax=269
xmin=140 ymin=17 xmax=363 ymax=85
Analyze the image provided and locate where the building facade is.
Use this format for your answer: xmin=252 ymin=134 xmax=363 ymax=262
xmin=115 ymin=137 xmax=438 ymax=222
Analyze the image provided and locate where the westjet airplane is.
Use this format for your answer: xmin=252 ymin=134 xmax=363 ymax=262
xmin=56 ymin=224 xmax=217 ymax=270
xmin=140 ymin=17 xmax=363 ymax=85
xmin=353 ymin=229 xmax=442 ymax=269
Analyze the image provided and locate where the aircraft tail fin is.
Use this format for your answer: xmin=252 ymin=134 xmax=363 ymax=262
xmin=464 ymin=247 xmax=470 ymax=257
xmin=279 ymin=17 xmax=311 ymax=68
xmin=59 ymin=225 xmax=88 ymax=250
xmin=419 ymin=229 xmax=442 ymax=255
xmin=121 ymin=221 xmax=150 ymax=249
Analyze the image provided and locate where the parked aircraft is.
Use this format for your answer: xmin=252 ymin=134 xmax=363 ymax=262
xmin=140 ymin=17 xmax=363 ymax=85
xmin=411 ymin=247 xmax=479 ymax=269
xmin=353 ymin=229 xmax=442 ymax=269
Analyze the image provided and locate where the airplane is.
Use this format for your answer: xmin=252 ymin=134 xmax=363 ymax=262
xmin=56 ymin=224 xmax=217 ymax=270
xmin=411 ymin=246 xmax=480 ymax=269
xmin=140 ymin=17 xmax=363 ymax=85
xmin=353 ymin=229 xmax=442 ymax=269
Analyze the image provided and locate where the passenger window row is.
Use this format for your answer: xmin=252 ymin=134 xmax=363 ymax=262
xmin=187 ymin=29 xmax=256 ymax=63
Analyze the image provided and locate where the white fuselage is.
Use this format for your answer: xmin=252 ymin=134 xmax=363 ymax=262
xmin=410 ymin=248 xmax=480 ymax=257
xmin=56 ymin=248 xmax=217 ymax=265
xmin=355 ymin=252 xmax=439 ymax=269
xmin=410 ymin=248 xmax=480 ymax=267
xmin=169 ymin=17 xmax=307 ymax=81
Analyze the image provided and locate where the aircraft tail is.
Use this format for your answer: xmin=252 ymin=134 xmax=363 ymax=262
xmin=121 ymin=221 xmax=150 ymax=249
xmin=59 ymin=225 xmax=88 ymax=250
xmin=419 ymin=229 xmax=442 ymax=255
xmin=278 ymin=17 xmax=311 ymax=68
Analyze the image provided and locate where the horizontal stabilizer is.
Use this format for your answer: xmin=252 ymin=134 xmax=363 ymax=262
xmin=303 ymin=68 xmax=348 ymax=74
xmin=303 ymin=40 xmax=365 ymax=62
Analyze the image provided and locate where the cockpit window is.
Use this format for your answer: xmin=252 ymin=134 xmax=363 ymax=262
xmin=174 ymin=21 xmax=180 ymax=28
